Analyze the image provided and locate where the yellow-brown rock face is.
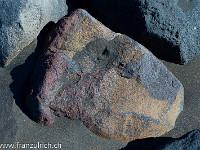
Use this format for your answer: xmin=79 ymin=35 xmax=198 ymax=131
xmin=26 ymin=9 xmax=184 ymax=142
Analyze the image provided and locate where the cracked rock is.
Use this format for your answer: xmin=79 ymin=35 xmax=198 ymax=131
xmin=26 ymin=9 xmax=184 ymax=142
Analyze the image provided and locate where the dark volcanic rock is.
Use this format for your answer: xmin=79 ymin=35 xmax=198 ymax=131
xmin=70 ymin=0 xmax=200 ymax=64
xmin=0 ymin=0 xmax=68 ymax=67
xmin=159 ymin=130 xmax=200 ymax=150
xmin=139 ymin=0 xmax=200 ymax=64
xmin=121 ymin=130 xmax=200 ymax=150
xmin=26 ymin=9 xmax=184 ymax=142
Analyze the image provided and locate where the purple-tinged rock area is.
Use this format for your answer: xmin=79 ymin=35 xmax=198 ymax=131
xmin=26 ymin=9 xmax=184 ymax=142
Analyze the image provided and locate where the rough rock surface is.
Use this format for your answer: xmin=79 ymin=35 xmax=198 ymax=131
xmin=86 ymin=0 xmax=200 ymax=64
xmin=0 ymin=0 xmax=68 ymax=67
xmin=26 ymin=9 xmax=184 ymax=142
xmin=140 ymin=0 xmax=200 ymax=64
xmin=159 ymin=130 xmax=200 ymax=150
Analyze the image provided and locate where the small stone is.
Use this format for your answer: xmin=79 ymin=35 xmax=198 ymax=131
xmin=26 ymin=9 xmax=184 ymax=142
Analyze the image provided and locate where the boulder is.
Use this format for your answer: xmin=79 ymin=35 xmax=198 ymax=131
xmin=159 ymin=130 xmax=200 ymax=150
xmin=87 ymin=0 xmax=200 ymax=64
xmin=26 ymin=9 xmax=184 ymax=142
xmin=0 ymin=0 xmax=68 ymax=67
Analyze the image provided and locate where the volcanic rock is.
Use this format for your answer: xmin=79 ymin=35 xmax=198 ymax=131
xmin=26 ymin=9 xmax=184 ymax=142
xmin=159 ymin=130 xmax=200 ymax=150
xmin=87 ymin=0 xmax=200 ymax=64
xmin=0 ymin=0 xmax=68 ymax=67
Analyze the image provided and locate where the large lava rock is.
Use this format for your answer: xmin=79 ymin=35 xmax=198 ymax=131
xmin=0 ymin=0 xmax=68 ymax=67
xmin=86 ymin=0 xmax=200 ymax=64
xmin=26 ymin=9 xmax=184 ymax=142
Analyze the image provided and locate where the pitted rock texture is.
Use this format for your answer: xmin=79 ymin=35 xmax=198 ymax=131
xmin=159 ymin=130 xmax=200 ymax=150
xmin=86 ymin=0 xmax=200 ymax=64
xmin=0 ymin=0 xmax=68 ymax=67
xmin=26 ymin=9 xmax=184 ymax=142
xmin=140 ymin=0 xmax=200 ymax=64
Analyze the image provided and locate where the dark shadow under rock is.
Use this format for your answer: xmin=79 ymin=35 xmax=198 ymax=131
xmin=120 ymin=137 xmax=173 ymax=150
xmin=66 ymin=0 xmax=91 ymax=12
xmin=122 ymin=129 xmax=200 ymax=150
xmin=135 ymin=33 xmax=182 ymax=64
xmin=66 ymin=0 xmax=147 ymax=37
xmin=9 ymin=21 xmax=56 ymax=122
xmin=159 ymin=129 xmax=200 ymax=150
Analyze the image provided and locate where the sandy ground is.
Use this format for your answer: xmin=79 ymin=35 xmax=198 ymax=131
xmin=0 ymin=38 xmax=199 ymax=150
xmin=161 ymin=56 xmax=200 ymax=138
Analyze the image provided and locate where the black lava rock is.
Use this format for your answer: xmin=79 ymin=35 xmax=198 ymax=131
xmin=159 ymin=130 xmax=200 ymax=150
xmin=67 ymin=0 xmax=200 ymax=64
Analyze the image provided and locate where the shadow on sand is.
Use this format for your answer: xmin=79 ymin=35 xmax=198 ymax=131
xmin=121 ymin=129 xmax=200 ymax=150
xmin=120 ymin=137 xmax=173 ymax=150
xmin=9 ymin=21 xmax=56 ymax=122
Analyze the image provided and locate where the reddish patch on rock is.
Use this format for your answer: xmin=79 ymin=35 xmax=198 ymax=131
xmin=26 ymin=9 xmax=184 ymax=142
